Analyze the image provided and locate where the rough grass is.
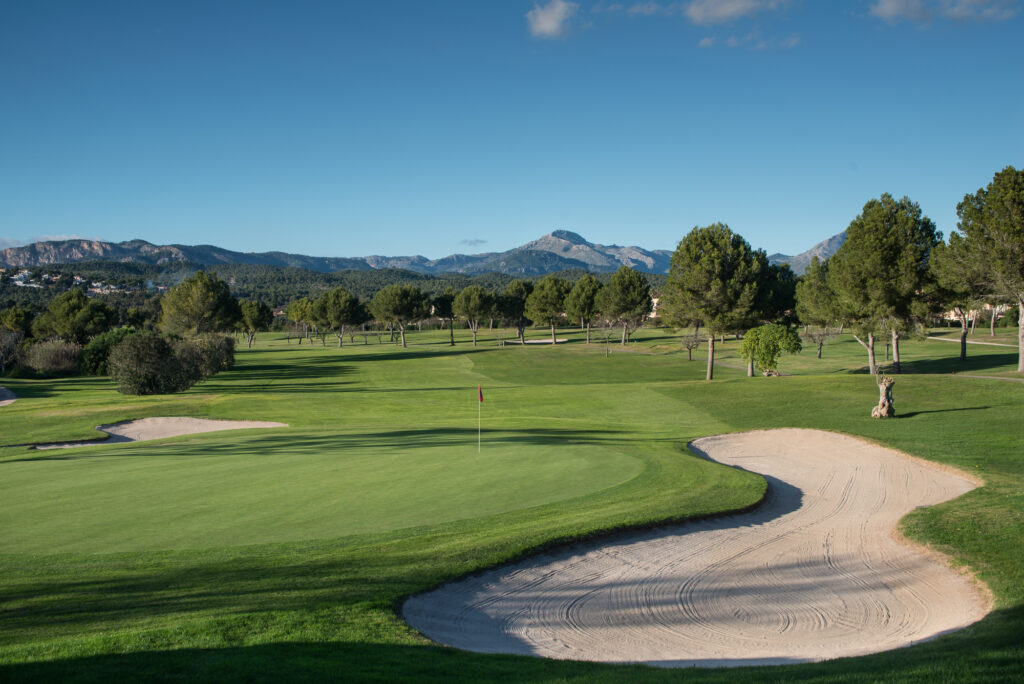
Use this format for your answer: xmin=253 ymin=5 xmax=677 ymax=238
xmin=0 ymin=325 xmax=1021 ymax=682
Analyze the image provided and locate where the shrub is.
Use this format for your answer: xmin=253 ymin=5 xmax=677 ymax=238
xmin=108 ymin=333 xmax=191 ymax=395
xmin=190 ymin=333 xmax=235 ymax=377
xmin=79 ymin=327 xmax=139 ymax=376
xmin=0 ymin=330 xmax=24 ymax=374
xmin=23 ymin=339 xmax=81 ymax=376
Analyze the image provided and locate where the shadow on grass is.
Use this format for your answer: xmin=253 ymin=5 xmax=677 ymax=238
xmin=1 ymin=604 xmax=1020 ymax=683
xmin=899 ymin=406 xmax=991 ymax=419
xmin=1 ymin=427 xmax=636 ymax=463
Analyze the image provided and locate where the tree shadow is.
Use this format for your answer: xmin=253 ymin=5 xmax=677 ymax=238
xmin=899 ymin=406 xmax=992 ymax=419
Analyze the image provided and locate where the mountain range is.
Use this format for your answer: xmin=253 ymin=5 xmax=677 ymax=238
xmin=0 ymin=229 xmax=844 ymax=276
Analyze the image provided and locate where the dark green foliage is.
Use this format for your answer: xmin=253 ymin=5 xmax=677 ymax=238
xmin=525 ymin=275 xmax=570 ymax=343
xmin=663 ymin=223 xmax=764 ymax=335
xmin=498 ymin=280 xmax=533 ymax=342
xmin=78 ymin=327 xmax=139 ymax=376
xmin=315 ymin=288 xmax=367 ymax=348
xmin=740 ymin=323 xmax=802 ymax=374
xmin=565 ymin=274 xmax=602 ymax=343
xmin=453 ymin=285 xmax=495 ymax=346
xmin=758 ymin=262 xmax=798 ymax=324
xmin=22 ymin=339 xmax=81 ymax=376
xmin=0 ymin=307 xmax=34 ymax=337
xmin=795 ymin=257 xmax=838 ymax=329
xmin=238 ymin=300 xmax=274 ymax=348
xmin=31 ymin=289 xmax=117 ymax=344
xmin=370 ymin=285 xmax=429 ymax=348
xmin=663 ymin=223 xmax=765 ymax=379
xmin=188 ymin=333 xmax=236 ymax=378
xmin=0 ymin=330 xmax=21 ymax=373
xmin=828 ymin=194 xmax=940 ymax=373
xmin=160 ymin=271 xmax=241 ymax=335
xmin=954 ymin=165 xmax=1024 ymax=371
xmin=597 ymin=267 xmax=652 ymax=344
xmin=108 ymin=333 xmax=189 ymax=395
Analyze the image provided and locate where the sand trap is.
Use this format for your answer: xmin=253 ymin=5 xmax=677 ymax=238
xmin=0 ymin=386 xmax=15 ymax=407
xmin=403 ymin=429 xmax=988 ymax=667
xmin=33 ymin=417 xmax=287 ymax=449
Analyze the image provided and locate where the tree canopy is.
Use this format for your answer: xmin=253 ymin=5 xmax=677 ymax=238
xmin=239 ymin=300 xmax=274 ymax=348
xmin=740 ymin=323 xmax=802 ymax=375
xmin=31 ymin=289 xmax=117 ymax=344
xmin=317 ymin=287 xmax=367 ymax=348
xmin=525 ymin=275 xmax=569 ymax=344
xmin=565 ymin=274 xmax=602 ymax=343
xmin=160 ymin=271 xmax=241 ymax=335
xmin=663 ymin=223 xmax=765 ymax=380
xmin=954 ymin=165 xmax=1024 ymax=372
xmin=453 ymin=285 xmax=495 ymax=347
xmin=828 ymin=194 xmax=940 ymax=374
xmin=370 ymin=284 xmax=429 ymax=348
xmin=597 ymin=266 xmax=652 ymax=344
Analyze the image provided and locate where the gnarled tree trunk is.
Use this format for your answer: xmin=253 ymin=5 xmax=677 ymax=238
xmin=891 ymin=329 xmax=901 ymax=373
xmin=871 ymin=375 xmax=895 ymax=418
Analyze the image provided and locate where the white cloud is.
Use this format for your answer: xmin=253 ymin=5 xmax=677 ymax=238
xmin=779 ymin=34 xmax=800 ymax=47
xmin=0 ymin=238 xmax=25 ymax=249
xmin=869 ymin=0 xmax=932 ymax=21
xmin=698 ymin=36 xmax=716 ymax=46
xmin=527 ymin=0 xmax=580 ymax=38
xmin=939 ymin=0 xmax=1018 ymax=20
xmin=459 ymin=238 xmax=488 ymax=247
xmin=685 ymin=0 xmax=782 ymax=24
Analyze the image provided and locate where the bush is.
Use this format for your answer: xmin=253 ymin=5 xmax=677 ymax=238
xmin=108 ymin=332 xmax=235 ymax=395
xmin=0 ymin=330 xmax=24 ymax=374
xmin=79 ymin=327 xmax=139 ymax=376
xmin=997 ymin=305 xmax=1019 ymax=328
xmin=108 ymin=332 xmax=191 ymax=395
xmin=22 ymin=339 xmax=81 ymax=376
xmin=190 ymin=333 xmax=235 ymax=377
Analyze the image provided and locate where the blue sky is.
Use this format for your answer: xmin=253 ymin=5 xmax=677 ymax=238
xmin=1 ymin=0 xmax=1021 ymax=259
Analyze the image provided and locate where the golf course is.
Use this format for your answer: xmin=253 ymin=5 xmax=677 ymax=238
xmin=1 ymin=327 xmax=1022 ymax=682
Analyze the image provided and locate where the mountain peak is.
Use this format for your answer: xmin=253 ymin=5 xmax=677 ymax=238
xmin=548 ymin=230 xmax=589 ymax=245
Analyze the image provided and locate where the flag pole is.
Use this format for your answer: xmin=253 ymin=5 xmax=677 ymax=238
xmin=477 ymin=384 xmax=482 ymax=453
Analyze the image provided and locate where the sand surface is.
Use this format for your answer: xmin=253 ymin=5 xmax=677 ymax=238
xmin=403 ymin=429 xmax=988 ymax=667
xmin=34 ymin=417 xmax=287 ymax=449
xmin=0 ymin=386 xmax=15 ymax=407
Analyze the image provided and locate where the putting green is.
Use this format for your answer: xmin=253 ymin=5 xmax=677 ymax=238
xmin=0 ymin=428 xmax=643 ymax=554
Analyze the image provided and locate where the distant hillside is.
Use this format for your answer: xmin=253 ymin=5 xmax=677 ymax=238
xmin=2 ymin=229 xmax=840 ymax=277
xmin=768 ymin=232 xmax=846 ymax=275
xmin=0 ymin=231 xmax=673 ymax=276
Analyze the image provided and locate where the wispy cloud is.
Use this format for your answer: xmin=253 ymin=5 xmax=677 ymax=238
xmin=698 ymin=36 xmax=716 ymax=46
xmin=869 ymin=0 xmax=932 ymax=22
xmin=870 ymin=0 xmax=1017 ymax=22
xmin=0 ymin=238 xmax=24 ymax=249
xmin=527 ymin=0 xmax=580 ymax=38
xmin=939 ymin=0 xmax=1017 ymax=20
xmin=459 ymin=238 xmax=488 ymax=248
xmin=684 ymin=0 xmax=783 ymax=25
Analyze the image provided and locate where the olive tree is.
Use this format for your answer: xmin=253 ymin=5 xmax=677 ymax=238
xmin=739 ymin=324 xmax=802 ymax=376
xmin=317 ymin=287 xmax=367 ymax=348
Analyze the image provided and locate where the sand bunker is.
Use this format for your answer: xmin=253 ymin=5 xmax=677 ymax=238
xmin=34 ymin=417 xmax=287 ymax=449
xmin=404 ymin=429 xmax=988 ymax=667
xmin=0 ymin=386 xmax=15 ymax=407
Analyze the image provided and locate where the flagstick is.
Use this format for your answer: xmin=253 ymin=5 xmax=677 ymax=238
xmin=478 ymin=397 xmax=481 ymax=453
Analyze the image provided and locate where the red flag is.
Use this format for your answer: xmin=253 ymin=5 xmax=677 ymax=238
xmin=478 ymin=385 xmax=483 ymax=403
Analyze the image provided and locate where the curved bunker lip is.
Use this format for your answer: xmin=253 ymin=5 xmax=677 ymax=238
xmin=31 ymin=417 xmax=288 ymax=450
xmin=403 ymin=428 xmax=989 ymax=668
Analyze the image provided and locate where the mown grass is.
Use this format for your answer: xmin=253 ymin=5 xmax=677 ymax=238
xmin=0 ymin=325 xmax=1021 ymax=682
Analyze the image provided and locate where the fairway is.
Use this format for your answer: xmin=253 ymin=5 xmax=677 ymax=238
xmin=1 ymin=328 xmax=1022 ymax=682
